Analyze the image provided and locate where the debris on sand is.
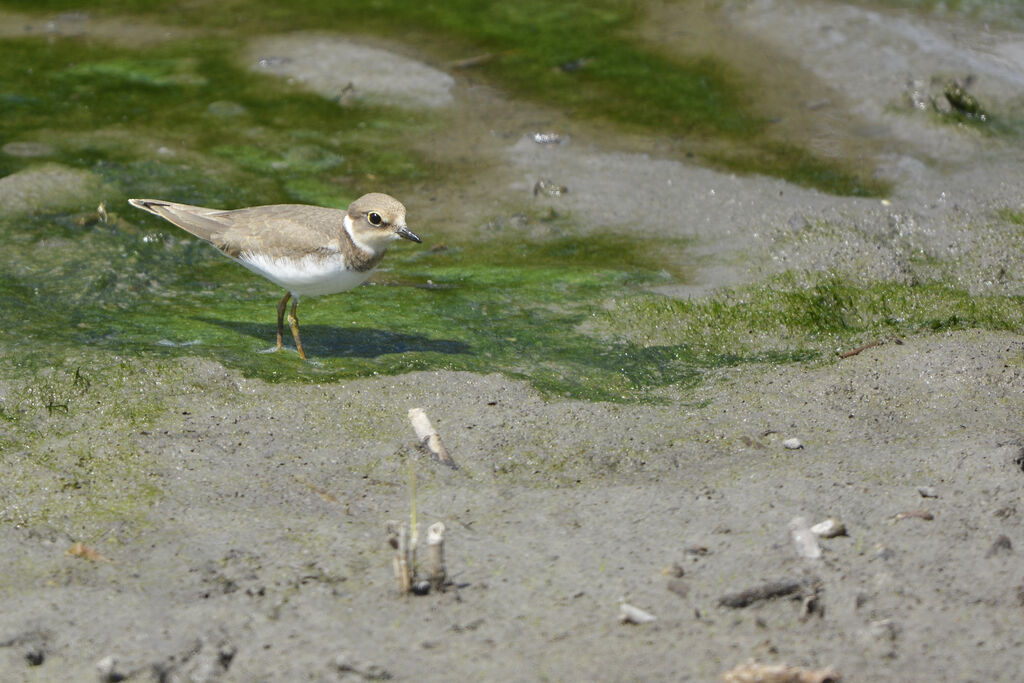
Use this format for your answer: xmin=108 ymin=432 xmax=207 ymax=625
xmin=721 ymin=660 xmax=840 ymax=683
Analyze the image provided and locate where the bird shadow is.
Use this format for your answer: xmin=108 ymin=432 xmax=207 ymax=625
xmin=195 ymin=317 xmax=471 ymax=359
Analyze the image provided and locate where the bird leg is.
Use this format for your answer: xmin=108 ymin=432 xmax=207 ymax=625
xmin=288 ymin=295 xmax=307 ymax=360
xmin=276 ymin=292 xmax=291 ymax=351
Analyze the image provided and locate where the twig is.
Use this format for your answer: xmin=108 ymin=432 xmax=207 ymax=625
xmin=894 ymin=508 xmax=934 ymax=521
xmin=386 ymin=522 xmax=412 ymax=594
xmin=838 ymin=340 xmax=881 ymax=359
xmin=718 ymin=578 xmax=806 ymax=608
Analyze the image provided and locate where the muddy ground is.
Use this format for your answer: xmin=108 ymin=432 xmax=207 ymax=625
xmin=2 ymin=1 xmax=1024 ymax=681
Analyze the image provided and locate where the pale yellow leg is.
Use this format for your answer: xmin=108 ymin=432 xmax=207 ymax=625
xmin=275 ymin=292 xmax=291 ymax=351
xmin=288 ymin=295 xmax=306 ymax=360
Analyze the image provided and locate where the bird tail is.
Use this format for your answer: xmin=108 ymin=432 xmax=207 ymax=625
xmin=128 ymin=198 xmax=227 ymax=241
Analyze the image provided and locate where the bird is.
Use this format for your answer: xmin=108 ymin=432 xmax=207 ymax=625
xmin=128 ymin=193 xmax=421 ymax=360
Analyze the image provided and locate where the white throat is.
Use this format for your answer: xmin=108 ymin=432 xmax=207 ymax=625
xmin=344 ymin=214 xmax=377 ymax=256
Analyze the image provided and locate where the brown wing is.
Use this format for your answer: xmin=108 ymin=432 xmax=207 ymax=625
xmin=129 ymin=200 xmax=348 ymax=259
xmin=209 ymin=205 xmax=347 ymax=259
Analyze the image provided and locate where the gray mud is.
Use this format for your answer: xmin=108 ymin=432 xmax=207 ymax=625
xmin=2 ymin=2 xmax=1024 ymax=681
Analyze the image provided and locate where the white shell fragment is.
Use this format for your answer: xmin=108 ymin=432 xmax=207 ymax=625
xmin=783 ymin=437 xmax=804 ymax=450
xmin=810 ymin=517 xmax=847 ymax=538
xmin=408 ymin=408 xmax=456 ymax=467
xmin=618 ymin=602 xmax=657 ymax=624
xmin=789 ymin=516 xmax=822 ymax=559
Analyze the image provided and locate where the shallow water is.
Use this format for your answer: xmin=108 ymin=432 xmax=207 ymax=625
xmin=1 ymin=0 xmax=1022 ymax=406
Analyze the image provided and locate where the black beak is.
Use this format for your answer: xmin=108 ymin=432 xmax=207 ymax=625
xmin=397 ymin=225 xmax=421 ymax=243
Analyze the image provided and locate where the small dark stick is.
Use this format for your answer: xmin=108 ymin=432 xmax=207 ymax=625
xmin=838 ymin=340 xmax=881 ymax=359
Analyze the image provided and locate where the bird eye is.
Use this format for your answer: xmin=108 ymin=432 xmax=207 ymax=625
xmin=367 ymin=212 xmax=383 ymax=226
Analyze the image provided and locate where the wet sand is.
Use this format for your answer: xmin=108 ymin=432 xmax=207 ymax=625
xmin=2 ymin=1 xmax=1024 ymax=680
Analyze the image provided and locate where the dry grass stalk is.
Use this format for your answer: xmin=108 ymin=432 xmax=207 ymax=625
xmin=426 ymin=522 xmax=447 ymax=591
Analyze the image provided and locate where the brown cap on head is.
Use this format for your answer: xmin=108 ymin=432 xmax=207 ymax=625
xmin=348 ymin=193 xmax=420 ymax=242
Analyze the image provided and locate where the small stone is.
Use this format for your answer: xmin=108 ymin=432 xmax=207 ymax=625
xmin=985 ymin=534 xmax=1013 ymax=558
xmin=533 ymin=178 xmax=567 ymax=198
xmin=917 ymin=486 xmax=939 ymax=498
xmin=531 ymin=131 xmax=566 ymax=145
xmin=783 ymin=437 xmax=804 ymax=450
xmin=867 ymin=618 xmax=900 ymax=642
xmin=667 ymin=578 xmax=689 ymax=598
xmin=618 ymin=602 xmax=656 ymax=624
xmin=789 ymin=516 xmax=822 ymax=559
xmin=810 ymin=517 xmax=847 ymax=538
xmin=96 ymin=655 xmax=126 ymax=683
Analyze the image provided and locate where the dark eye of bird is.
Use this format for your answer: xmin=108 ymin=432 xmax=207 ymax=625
xmin=368 ymin=212 xmax=383 ymax=226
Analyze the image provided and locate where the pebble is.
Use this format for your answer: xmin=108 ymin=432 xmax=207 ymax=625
xmin=667 ymin=578 xmax=689 ymax=598
xmin=917 ymin=486 xmax=939 ymax=498
xmin=96 ymin=655 xmax=125 ymax=683
xmin=533 ymin=178 xmax=568 ymax=197
xmin=789 ymin=516 xmax=822 ymax=559
xmin=783 ymin=437 xmax=804 ymax=450
xmin=531 ymin=131 xmax=566 ymax=145
xmin=985 ymin=534 xmax=1013 ymax=558
xmin=618 ymin=602 xmax=657 ymax=624
xmin=810 ymin=517 xmax=847 ymax=538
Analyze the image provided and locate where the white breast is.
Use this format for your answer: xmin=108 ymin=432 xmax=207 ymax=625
xmin=235 ymin=251 xmax=374 ymax=297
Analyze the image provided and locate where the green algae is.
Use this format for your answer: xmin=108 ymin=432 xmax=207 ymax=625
xmin=2 ymin=0 xmax=884 ymax=196
xmin=591 ymin=272 xmax=1024 ymax=359
xmin=0 ymin=6 xmax=1020 ymax=410
xmin=0 ymin=37 xmax=431 ymax=200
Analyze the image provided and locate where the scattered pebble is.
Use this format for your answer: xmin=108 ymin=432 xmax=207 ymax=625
xmin=667 ymin=578 xmax=689 ymax=598
xmin=783 ymin=437 xmax=804 ymax=450
xmin=333 ymin=653 xmax=391 ymax=680
xmin=867 ymin=618 xmax=899 ymax=642
xmin=96 ymin=655 xmax=126 ymax=683
xmin=789 ymin=517 xmax=822 ymax=559
xmin=985 ymin=534 xmax=1013 ymax=558
xmin=810 ymin=517 xmax=847 ymax=538
xmin=618 ymin=602 xmax=657 ymax=624
xmin=662 ymin=562 xmax=685 ymax=578
xmin=917 ymin=486 xmax=939 ymax=498
xmin=533 ymin=178 xmax=568 ymax=197
xmin=531 ymin=131 xmax=566 ymax=145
